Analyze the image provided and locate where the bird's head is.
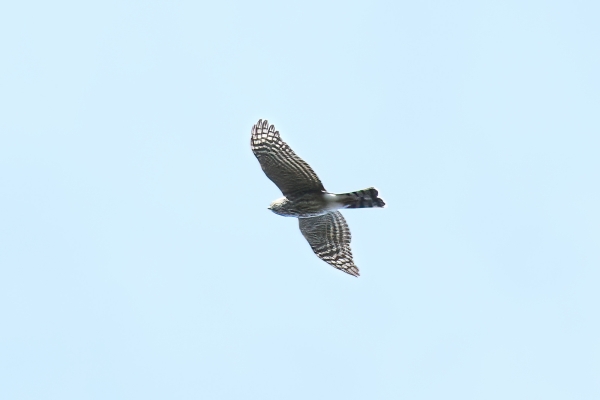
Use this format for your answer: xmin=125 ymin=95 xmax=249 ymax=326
xmin=268 ymin=197 xmax=289 ymax=216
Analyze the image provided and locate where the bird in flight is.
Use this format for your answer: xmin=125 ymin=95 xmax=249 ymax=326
xmin=250 ymin=119 xmax=385 ymax=277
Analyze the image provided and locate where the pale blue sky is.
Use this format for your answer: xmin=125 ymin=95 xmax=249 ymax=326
xmin=1 ymin=1 xmax=599 ymax=399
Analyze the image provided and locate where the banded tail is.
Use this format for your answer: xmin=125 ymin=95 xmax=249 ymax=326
xmin=337 ymin=187 xmax=386 ymax=209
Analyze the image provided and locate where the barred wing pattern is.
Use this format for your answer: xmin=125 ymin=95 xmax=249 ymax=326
xmin=251 ymin=119 xmax=325 ymax=196
xmin=299 ymin=211 xmax=359 ymax=277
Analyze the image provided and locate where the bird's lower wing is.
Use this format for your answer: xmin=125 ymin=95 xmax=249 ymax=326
xmin=298 ymin=211 xmax=359 ymax=277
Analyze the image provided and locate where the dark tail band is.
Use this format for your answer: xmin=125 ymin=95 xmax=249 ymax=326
xmin=339 ymin=187 xmax=385 ymax=209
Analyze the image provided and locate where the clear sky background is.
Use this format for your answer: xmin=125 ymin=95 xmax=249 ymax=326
xmin=1 ymin=1 xmax=599 ymax=399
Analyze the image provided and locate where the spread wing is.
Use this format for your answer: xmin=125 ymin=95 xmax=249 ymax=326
xmin=299 ymin=211 xmax=359 ymax=277
xmin=251 ymin=119 xmax=325 ymax=196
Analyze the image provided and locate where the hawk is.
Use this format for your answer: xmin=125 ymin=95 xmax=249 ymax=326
xmin=251 ymin=119 xmax=385 ymax=277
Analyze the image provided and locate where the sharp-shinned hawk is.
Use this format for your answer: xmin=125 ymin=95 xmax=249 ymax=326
xmin=251 ymin=119 xmax=385 ymax=277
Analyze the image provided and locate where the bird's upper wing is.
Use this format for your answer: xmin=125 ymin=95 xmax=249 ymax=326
xmin=298 ymin=211 xmax=359 ymax=277
xmin=251 ymin=119 xmax=325 ymax=196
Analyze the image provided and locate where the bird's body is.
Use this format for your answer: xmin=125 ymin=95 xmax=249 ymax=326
xmin=269 ymin=188 xmax=385 ymax=218
xmin=250 ymin=119 xmax=385 ymax=277
xmin=268 ymin=193 xmax=335 ymax=218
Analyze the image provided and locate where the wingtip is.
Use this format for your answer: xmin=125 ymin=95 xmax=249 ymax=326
xmin=252 ymin=118 xmax=276 ymax=134
xmin=252 ymin=118 xmax=267 ymax=128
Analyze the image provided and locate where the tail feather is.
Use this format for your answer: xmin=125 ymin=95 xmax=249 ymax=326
xmin=338 ymin=187 xmax=385 ymax=209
